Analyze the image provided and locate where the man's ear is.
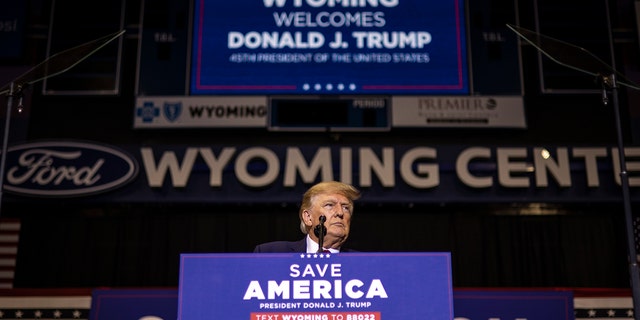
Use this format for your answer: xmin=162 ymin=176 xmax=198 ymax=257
xmin=303 ymin=210 xmax=313 ymax=225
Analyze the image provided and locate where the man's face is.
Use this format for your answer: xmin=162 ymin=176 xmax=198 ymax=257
xmin=308 ymin=193 xmax=353 ymax=245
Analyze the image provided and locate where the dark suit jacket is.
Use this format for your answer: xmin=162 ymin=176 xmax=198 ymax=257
xmin=253 ymin=238 xmax=357 ymax=253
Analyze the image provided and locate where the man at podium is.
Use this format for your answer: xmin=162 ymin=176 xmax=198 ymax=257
xmin=254 ymin=181 xmax=361 ymax=254
xmin=182 ymin=181 xmax=456 ymax=320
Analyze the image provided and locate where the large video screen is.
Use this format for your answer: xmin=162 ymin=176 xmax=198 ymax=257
xmin=135 ymin=0 xmax=524 ymax=130
xmin=191 ymin=0 xmax=468 ymax=95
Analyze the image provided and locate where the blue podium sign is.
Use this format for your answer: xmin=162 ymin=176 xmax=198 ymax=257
xmin=89 ymin=288 xmax=178 ymax=320
xmin=178 ymin=252 xmax=453 ymax=319
xmin=454 ymin=289 xmax=574 ymax=320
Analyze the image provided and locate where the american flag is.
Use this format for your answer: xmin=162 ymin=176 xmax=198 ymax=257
xmin=0 ymin=292 xmax=91 ymax=320
xmin=0 ymin=308 xmax=89 ymax=319
xmin=0 ymin=218 xmax=19 ymax=289
xmin=574 ymin=297 xmax=633 ymax=319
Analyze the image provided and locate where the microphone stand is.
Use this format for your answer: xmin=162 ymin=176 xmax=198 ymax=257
xmin=602 ymin=73 xmax=640 ymax=317
xmin=0 ymin=29 xmax=125 ymax=219
xmin=0 ymin=82 xmax=24 ymax=216
xmin=506 ymin=24 xmax=640 ymax=318
xmin=314 ymin=215 xmax=327 ymax=253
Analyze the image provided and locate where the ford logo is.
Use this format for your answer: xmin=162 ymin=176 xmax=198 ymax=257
xmin=3 ymin=140 xmax=138 ymax=197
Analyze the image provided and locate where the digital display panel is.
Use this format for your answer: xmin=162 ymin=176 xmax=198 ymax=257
xmin=134 ymin=0 xmax=525 ymax=130
xmin=191 ymin=0 xmax=468 ymax=95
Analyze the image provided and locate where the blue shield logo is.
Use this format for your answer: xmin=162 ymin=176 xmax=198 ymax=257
xmin=163 ymin=102 xmax=182 ymax=122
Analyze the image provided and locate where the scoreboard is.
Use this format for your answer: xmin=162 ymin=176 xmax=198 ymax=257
xmin=134 ymin=0 xmax=525 ymax=130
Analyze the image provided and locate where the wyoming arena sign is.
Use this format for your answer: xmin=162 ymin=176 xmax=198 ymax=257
xmin=2 ymin=140 xmax=638 ymax=203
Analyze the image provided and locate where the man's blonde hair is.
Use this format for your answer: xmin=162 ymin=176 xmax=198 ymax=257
xmin=298 ymin=181 xmax=361 ymax=234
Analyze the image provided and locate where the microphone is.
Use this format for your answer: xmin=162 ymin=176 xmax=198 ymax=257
xmin=314 ymin=215 xmax=326 ymax=237
xmin=314 ymin=215 xmax=327 ymax=252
